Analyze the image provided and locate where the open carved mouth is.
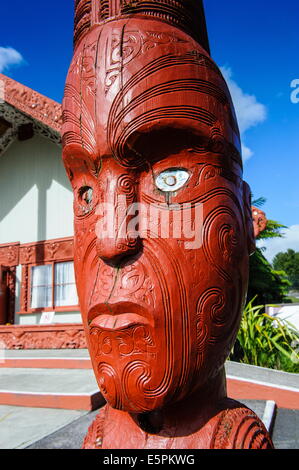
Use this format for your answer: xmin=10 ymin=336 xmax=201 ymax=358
xmin=88 ymin=302 xmax=152 ymax=332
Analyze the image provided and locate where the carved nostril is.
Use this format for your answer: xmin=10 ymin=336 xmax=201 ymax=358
xmin=96 ymin=235 xmax=142 ymax=267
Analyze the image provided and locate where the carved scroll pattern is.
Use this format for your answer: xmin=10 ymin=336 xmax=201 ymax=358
xmin=0 ymin=325 xmax=87 ymax=349
xmin=19 ymin=238 xmax=74 ymax=265
xmin=194 ymin=183 xmax=246 ymax=376
xmin=106 ymin=49 xmax=240 ymax=168
xmin=211 ymin=405 xmax=274 ymax=449
xmin=0 ymin=244 xmax=19 ymax=267
xmin=105 ymin=30 xmax=186 ymax=94
xmin=63 ymin=40 xmax=97 ymax=154
xmin=74 ymin=0 xmax=92 ymax=47
xmin=6 ymin=267 xmax=17 ymax=325
xmin=87 ymin=236 xmax=191 ymax=411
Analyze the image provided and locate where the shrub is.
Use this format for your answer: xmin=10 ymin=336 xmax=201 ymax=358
xmin=231 ymin=298 xmax=299 ymax=373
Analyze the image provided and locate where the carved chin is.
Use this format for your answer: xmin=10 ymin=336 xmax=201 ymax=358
xmin=88 ymin=321 xmax=237 ymax=413
xmin=89 ymin=324 xmax=161 ymax=412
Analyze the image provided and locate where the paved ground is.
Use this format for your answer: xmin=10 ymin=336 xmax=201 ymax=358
xmin=26 ymin=400 xmax=274 ymax=450
xmin=0 ymin=405 xmax=89 ymax=449
xmin=2 ymin=349 xmax=90 ymax=358
xmin=27 ymin=403 xmax=299 ymax=450
xmin=0 ymin=368 xmax=98 ymax=394
xmin=26 ymin=408 xmax=100 ymax=449
xmin=0 ymin=350 xmax=297 ymax=449
xmin=226 ymin=360 xmax=299 ymax=389
xmin=272 ymin=408 xmax=299 ymax=449
xmin=0 ymin=399 xmax=298 ymax=449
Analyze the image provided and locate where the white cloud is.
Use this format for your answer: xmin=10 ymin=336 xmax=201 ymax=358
xmin=221 ymin=66 xmax=267 ymax=162
xmin=0 ymin=46 xmax=24 ymax=73
xmin=258 ymin=225 xmax=299 ymax=263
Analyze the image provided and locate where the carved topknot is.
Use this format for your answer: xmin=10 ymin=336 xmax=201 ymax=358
xmin=74 ymin=0 xmax=210 ymax=54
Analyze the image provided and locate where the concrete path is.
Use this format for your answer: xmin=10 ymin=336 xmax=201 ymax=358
xmin=0 ymin=405 xmax=89 ymax=449
xmin=0 ymin=368 xmax=98 ymax=394
xmin=0 ymin=349 xmax=104 ymax=410
xmin=0 ymin=351 xmax=297 ymax=449
xmin=26 ymin=399 xmax=275 ymax=449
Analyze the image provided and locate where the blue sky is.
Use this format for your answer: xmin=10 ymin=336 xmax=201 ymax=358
xmin=1 ymin=0 xmax=298 ymax=261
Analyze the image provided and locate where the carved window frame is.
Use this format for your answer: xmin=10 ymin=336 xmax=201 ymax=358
xmin=26 ymin=260 xmax=79 ymax=314
xmin=18 ymin=237 xmax=79 ymax=315
xmin=0 ymin=242 xmax=20 ymax=324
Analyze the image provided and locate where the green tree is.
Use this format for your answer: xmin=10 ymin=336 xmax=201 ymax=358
xmin=273 ymin=249 xmax=299 ymax=290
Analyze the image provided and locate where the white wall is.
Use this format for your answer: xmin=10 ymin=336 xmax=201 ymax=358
xmin=0 ymin=134 xmax=79 ymax=325
xmin=0 ymin=135 xmax=74 ymax=244
xmin=17 ymin=312 xmax=82 ymax=326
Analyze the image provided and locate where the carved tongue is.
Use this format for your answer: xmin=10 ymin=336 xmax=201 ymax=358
xmin=90 ymin=313 xmax=149 ymax=330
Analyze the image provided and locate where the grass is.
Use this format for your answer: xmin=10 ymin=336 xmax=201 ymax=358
xmin=285 ymin=296 xmax=299 ymax=304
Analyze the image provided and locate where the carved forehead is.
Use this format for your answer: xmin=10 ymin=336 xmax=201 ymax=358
xmin=62 ymin=18 xmax=241 ymax=172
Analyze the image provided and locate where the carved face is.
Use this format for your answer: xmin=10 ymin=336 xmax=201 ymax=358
xmin=62 ymin=19 xmax=254 ymax=412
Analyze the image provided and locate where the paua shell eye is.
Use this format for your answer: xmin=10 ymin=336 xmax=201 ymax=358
xmin=79 ymin=186 xmax=93 ymax=205
xmin=75 ymin=186 xmax=95 ymax=217
xmin=155 ymin=169 xmax=190 ymax=192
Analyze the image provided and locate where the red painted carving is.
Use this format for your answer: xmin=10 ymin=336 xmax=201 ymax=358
xmin=19 ymin=237 xmax=74 ymax=265
xmin=0 ymin=243 xmax=20 ymax=267
xmin=17 ymin=237 xmax=75 ymax=314
xmin=0 ymin=244 xmax=19 ymax=324
xmin=6 ymin=267 xmax=16 ymax=324
xmin=252 ymin=206 xmax=268 ymax=238
xmin=0 ymin=266 xmax=8 ymax=325
xmin=0 ymin=324 xmax=86 ymax=350
xmin=19 ymin=265 xmax=29 ymax=313
xmin=63 ymin=0 xmax=273 ymax=449
xmin=0 ymin=74 xmax=62 ymax=133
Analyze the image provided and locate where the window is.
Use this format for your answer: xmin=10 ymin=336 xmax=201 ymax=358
xmin=30 ymin=261 xmax=78 ymax=310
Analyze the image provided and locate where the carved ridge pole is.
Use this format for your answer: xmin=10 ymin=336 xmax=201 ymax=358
xmin=62 ymin=0 xmax=274 ymax=449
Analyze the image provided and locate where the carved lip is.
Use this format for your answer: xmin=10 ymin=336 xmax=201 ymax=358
xmin=90 ymin=313 xmax=150 ymax=331
xmin=88 ymin=302 xmax=152 ymax=331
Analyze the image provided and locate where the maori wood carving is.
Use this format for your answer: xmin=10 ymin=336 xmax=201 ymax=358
xmin=0 ymin=243 xmax=20 ymax=268
xmin=0 ymin=324 xmax=86 ymax=349
xmin=62 ymin=0 xmax=273 ymax=449
xmin=0 ymin=75 xmax=62 ymax=156
xmin=18 ymin=237 xmax=75 ymax=314
xmin=0 ymin=244 xmax=19 ymax=325
xmin=19 ymin=237 xmax=74 ymax=265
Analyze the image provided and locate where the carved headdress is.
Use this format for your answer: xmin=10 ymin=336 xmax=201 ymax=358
xmin=64 ymin=0 xmax=242 ymax=174
xmin=74 ymin=0 xmax=210 ymax=53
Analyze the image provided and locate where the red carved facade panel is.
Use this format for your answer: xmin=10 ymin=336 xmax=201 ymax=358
xmin=0 ymin=324 xmax=86 ymax=349
xmin=19 ymin=237 xmax=74 ymax=265
xmin=0 ymin=74 xmax=62 ymax=133
xmin=0 ymin=242 xmax=20 ymax=267
xmin=18 ymin=237 xmax=76 ymax=314
xmin=0 ymin=244 xmax=19 ymax=325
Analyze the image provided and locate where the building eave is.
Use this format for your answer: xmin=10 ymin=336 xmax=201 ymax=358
xmin=0 ymin=75 xmax=62 ymax=155
xmin=0 ymin=73 xmax=62 ymax=133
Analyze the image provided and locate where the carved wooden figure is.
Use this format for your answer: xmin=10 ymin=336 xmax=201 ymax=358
xmin=62 ymin=0 xmax=273 ymax=449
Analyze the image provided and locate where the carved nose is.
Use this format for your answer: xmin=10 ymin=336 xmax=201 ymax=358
xmin=96 ymin=233 xmax=141 ymax=267
xmin=95 ymin=171 xmax=142 ymax=267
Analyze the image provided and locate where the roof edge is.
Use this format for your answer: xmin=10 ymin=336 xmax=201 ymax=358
xmin=0 ymin=74 xmax=62 ymax=134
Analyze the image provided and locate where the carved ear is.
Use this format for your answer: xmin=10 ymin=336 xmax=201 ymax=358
xmin=242 ymin=181 xmax=255 ymax=255
xmin=251 ymin=206 xmax=267 ymax=238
